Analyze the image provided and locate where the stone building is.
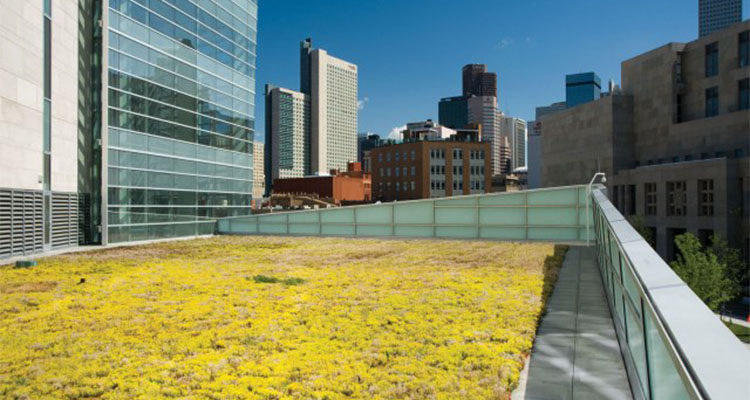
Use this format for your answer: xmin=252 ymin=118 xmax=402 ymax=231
xmin=540 ymin=21 xmax=750 ymax=261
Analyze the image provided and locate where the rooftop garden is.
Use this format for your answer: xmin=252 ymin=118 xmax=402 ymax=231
xmin=0 ymin=237 xmax=566 ymax=399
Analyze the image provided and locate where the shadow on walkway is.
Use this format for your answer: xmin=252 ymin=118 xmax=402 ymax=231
xmin=513 ymin=246 xmax=633 ymax=400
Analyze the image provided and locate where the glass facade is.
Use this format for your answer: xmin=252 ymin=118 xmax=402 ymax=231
xmin=565 ymin=72 xmax=601 ymax=108
xmin=438 ymin=96 xmax=468 ymax=129
xmin=106 ymin=0 xmax=257 ymax=243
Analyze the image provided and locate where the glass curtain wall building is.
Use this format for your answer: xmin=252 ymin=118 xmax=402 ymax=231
xmin=103 ymin=0 xmax=257 ymax=243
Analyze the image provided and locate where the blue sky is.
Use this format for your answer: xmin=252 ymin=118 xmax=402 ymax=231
xmin=254 ymin=0 xmax=749 ymax=142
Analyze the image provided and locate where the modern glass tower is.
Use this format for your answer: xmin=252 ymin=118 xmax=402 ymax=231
xmin=565 ymin=72 xmax=601 ymax=108
xmin=103 ymin=0 xmax=257 ymax=243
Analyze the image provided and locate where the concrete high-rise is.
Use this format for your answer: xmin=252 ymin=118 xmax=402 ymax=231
xmin=309 ymin=45 xmax=359 ymax=175
xmin=266 ymin=38 xmax=358 ymax=194
xmin=699 ymin=0 xmax=742 ymax=37
xmin=253 ymin=141 xmax=265 ymax=203
xmin=467 ymin=96 xmax=505 ymax=174
xmin=501 ymin=116 xmax=527 ymax=171
xmin=266 ymin=85 xmax=311 ymax=185
xmin=540 ymin=22 xmax=750 ymax=261
xmin=566 ymin=72 xmax=601 ymax=108
xmin=462 ymin=64 xmax=497 ymax=98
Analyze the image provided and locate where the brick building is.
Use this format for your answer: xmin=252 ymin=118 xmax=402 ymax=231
xmin=273 ymin=162 xmax=371 ymax=204
xmin=370 ymin=138 xmax=491 ymax=202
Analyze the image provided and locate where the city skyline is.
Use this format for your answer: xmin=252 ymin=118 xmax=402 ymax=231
xmin=254 ymin=0 xmax=749 ymax=142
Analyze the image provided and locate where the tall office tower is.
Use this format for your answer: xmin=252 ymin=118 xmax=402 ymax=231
xmin=309 ymin=46 xmax=358 ymax=174
xmin=438 ymin=96 xmax=469 ymax=128
xmin=1 ymin=0 xmax=260 ymax=258
xmin=266 ymin=86 xmax=311 ymax=182
xmin=103 ymin=0 xmax=258 ymax=243
xmin=0 ymin=0 xmax=79 ymax=258
xmin=266 ymin=39 xmax=357 ymax=193
xmin=467 ymin=96 xmax=504 ymax=176
xmin=501 ymin=116 xmax=527 ymax=171
xmin=699 ymin=0 xmax=742 ymax=37
xmin=252 ymin=141 xmax=265 ymax=202
xmin=462 ymin=64 xmax=497 ymax=98
xmin=566 ymin=72 xmax=601 ymax=108
xmin=300 ymin=38 xmax=313 ymax=93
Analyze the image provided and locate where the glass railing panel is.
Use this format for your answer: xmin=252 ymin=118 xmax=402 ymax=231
xmin=644 ymin=307 xmax=692 ymax=400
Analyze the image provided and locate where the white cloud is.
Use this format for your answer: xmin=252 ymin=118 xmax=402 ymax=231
xmin=357 ymin=97 xmax=369 ymax=111
xmin=495 ymin=38 xmax=515 ymax=50
xmin=387 ymin=125 xmax=406 ymax=140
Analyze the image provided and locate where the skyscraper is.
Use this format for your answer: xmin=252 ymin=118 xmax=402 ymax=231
xmin=462 ymin=64 xmax=497 ymax=98
xmin=467 ymin=96 xmax=504 ymax=174
xmin=266 ymin=38 xmax=358 ymax=192
xmin=699 ymin=0 xmax=742 ymax=37
xmin=1 ymin=0 xmax=260 ymax=257
xmin=565 ymin=72 xmax=601 ymax=108
xmin=501 ymin=116 xmax=527 ymax=171
xmin=309 ymin=46 xmax=359 ymax=174
xmin=438 ymin=96 xmax=469 ymax=129
xmin=266 ymin=85 xmax=311 ymax=182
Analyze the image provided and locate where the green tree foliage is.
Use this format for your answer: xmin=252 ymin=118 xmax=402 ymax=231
xmin=670 ymin=233 xmax=738 ymax=311
xmin=711 ymin=235 xmax=749 ymax=297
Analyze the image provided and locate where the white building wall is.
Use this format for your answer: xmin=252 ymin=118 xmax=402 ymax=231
xmin=0 ymin=0 xmax=78 ymax=192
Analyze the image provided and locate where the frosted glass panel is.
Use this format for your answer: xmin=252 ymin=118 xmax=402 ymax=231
xmin=288 ymin=211 xmax=319 ymax=223
xmin=479 ymin=193 xmax=524 ymax=205
xmin=356 ymin=206 xmax=392 ymax=224
xmin=436 ymin=208 xmax=477 ymax=225
xmin=395 ymin=226 xmax=433 ymax=237
xmin=528 ymin=207 xmax=577 ymax=226
xmin=527 ymin=227 xmax=578 ymax=241
xmin=479 ymin=208 xmax=525 ymax=226
xmin=321 ymin=225 xmax=355 ymax=236
xmin=435 ymin=197 xmax=477 ymax=206
xmin=436 ymin=226 xmax=477 ymax=238
xmin=394 ymin=202 xmax=432 ymax=224
xmin=626 ymin=301 xmax=648 ymax=395
xmin=321 ymin=209 xmax=354 ymax=224
xmin=289 ymin=224 xmax=319 ymax=235
xmin=258 ymin=214 xmax=287 ymax=223
xmin=259 ymin=224 xmax=286 ymax=234
xmin=356 ymin=225 xmax=392 ymax=237
xmin=527 ymin=188 xmax=576 ymax=205
xmin=480 ymin=227 xmax=526 ymax=240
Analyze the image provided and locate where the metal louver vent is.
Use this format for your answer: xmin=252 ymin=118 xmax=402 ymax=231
xmin=51 ymin=192 xmax=78 ymax=249
xmin=0 ymin=188 xmax=43 ymax=258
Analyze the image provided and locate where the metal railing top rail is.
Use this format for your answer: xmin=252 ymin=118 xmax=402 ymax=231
xmin=591 ymin=187 xmax=749 ymax=400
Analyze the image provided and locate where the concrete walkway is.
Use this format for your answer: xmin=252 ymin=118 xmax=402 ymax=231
xmin=512 ymin=246 xmax=632 ymax=400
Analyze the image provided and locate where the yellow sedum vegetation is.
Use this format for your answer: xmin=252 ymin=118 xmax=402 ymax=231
xmin=0 ymin=236 xmax=566 ymax=400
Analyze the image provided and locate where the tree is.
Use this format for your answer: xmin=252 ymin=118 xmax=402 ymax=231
xmin=711 ymin=235 xmax=749 ymax=298
xmin=669 ymin=233 xmax=738 ymax=311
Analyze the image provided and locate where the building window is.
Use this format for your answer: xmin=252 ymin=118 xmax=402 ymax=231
xmin=705 ymin=42 xmax=718 ymax=77
xmin=739 ymin=30 xmax=749 ymax=68
xmin=676 ymin=94 xmax=685 ymax=123
xmin=378 ymin=153 xmax=382 ymax=162
xmin=386 ymin=152 xmax=391 ymax=162
xmin=395 ymin=168 xmax=399 ymax=177
xmin=395 ymin=152 xmax=399 ymax=162
xmin=411 ymin=181 xmax=415 ymax=190
xmin=705 ymin=86 xmax=719 ymax=117
xmin=739 ymin=78 xmax=749 ymax=111
xmin=666 ymin=181 xmax=687 ymax=216
xmin=698 ymin=179 xmax=714 ymax=217
xmin=411 ymin=166 xmax=415 ymax=176
xmin=627 ymin=185 xmax=636 ymax=216
xmin=645 ymin=183 xmax=657 ymax=216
